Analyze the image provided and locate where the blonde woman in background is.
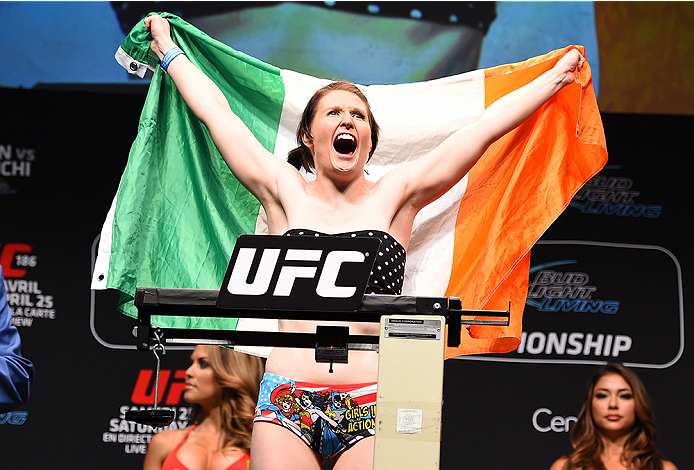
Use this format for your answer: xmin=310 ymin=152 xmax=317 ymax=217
xmin=143 ymin=345 xmax=264 ymax=470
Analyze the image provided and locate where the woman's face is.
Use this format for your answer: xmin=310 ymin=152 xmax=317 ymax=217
xmin=303 ymin=90 xmax=372 ymax=177
xmin=591 ymin=373 xmax=636 ymax=436
xmin=184 ymin=345 xmax=222 ymax=407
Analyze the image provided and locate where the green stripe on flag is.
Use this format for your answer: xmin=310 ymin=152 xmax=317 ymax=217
xmin=107 ymin=13 xmax=285 ymax=329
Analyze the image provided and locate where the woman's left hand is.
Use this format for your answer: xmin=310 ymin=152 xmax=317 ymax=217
xmin=555 ymin=48 xmax=586 ymax=87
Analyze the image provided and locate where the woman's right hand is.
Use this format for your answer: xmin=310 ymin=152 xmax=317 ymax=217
xmin=144 ymin=14 xmax=175 ymax=60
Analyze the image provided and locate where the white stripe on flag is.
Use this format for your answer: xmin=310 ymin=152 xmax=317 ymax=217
xmin=91 ymin=183 xmax=121 ymax=289
xmin=365 ymin=70 xmax=485 ymax=296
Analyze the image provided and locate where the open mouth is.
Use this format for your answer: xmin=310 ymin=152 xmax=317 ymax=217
xmin=333 ymin=133 xmax=357 ymax=155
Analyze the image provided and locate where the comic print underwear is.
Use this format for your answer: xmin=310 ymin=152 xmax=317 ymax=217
xmin=253 ymin=372 xmax=377 ymax=458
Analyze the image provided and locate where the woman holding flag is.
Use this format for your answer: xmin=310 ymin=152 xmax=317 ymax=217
xmin=145 ymin=14 xmax=584 ymax=470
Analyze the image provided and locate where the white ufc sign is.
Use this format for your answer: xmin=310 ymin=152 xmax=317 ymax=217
xmin=217 ymin=235 xmax=380 ymax=312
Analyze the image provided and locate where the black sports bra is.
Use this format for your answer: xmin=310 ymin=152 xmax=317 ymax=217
xmin=282 ymin=229 xmax=406 ymax=295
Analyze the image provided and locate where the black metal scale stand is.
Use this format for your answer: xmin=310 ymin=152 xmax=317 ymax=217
xmin=126 ymin=234 xmax=511 ymax=446
xmin=133 ymin=287 xmax=510 ymax=353
xmin=127 ymin=287 xmax=509 ymax=428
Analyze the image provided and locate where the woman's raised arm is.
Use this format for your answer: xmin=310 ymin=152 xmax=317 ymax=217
xmin=144 ymin=15 xmax=293 ymax=205
xmin=389 ymin=48 xmax=585 ymax=212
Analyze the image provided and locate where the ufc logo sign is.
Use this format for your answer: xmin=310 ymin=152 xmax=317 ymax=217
xmin=218 ymin=235 xmax=380 ymax=312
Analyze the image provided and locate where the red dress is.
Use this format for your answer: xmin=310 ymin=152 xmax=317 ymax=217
xmin=161 ymin=425 xmax=251 ymax=470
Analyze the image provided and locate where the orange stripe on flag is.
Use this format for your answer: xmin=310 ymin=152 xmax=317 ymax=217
xmin=444 ymin=46 xmax=607 ymax=358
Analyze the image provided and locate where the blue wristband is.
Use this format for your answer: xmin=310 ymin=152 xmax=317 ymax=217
xmin=160 ymin=47 xmax=185 ymax=74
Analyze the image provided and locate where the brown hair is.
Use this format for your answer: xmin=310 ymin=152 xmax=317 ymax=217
xmin=562 ymin=363 xmax=664 ymax=470
xmin=287 ymin=81 xmax=380 ymax=173
xmin=188 ymin=346 xmax=264 ymax=451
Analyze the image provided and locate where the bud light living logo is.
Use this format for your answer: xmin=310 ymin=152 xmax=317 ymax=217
xmin=527 ymin=261 xmax=619 ymax=315
xmin=461 ymin=241 xmax=683 ymax=369
xmin=520 ymin=259 xmax=629 ymax=360
xmin=570 ymin=168 xmax=661 ymax=218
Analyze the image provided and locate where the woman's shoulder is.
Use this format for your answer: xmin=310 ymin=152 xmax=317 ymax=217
xmin=143 ymin=427 xmax=192 ymax=470
xmin=661 ymin=459 xmax=678 ymax=470
xmin=549 ymin=456 xmax=568 ymax=470
xmin=149 ymin=427 xmax=191 ymax=453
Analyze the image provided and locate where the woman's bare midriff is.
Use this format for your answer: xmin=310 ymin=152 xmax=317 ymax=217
xmin=264 ymin=319 xmax=380 ymax=384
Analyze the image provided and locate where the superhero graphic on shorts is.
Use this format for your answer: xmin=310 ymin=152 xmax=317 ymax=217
xmin=254 ymin=373 xmax=377 ymax=457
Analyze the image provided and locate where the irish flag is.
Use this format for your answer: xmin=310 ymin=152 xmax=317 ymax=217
xmin=92 ymin=13 xmax=607 ymax=359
